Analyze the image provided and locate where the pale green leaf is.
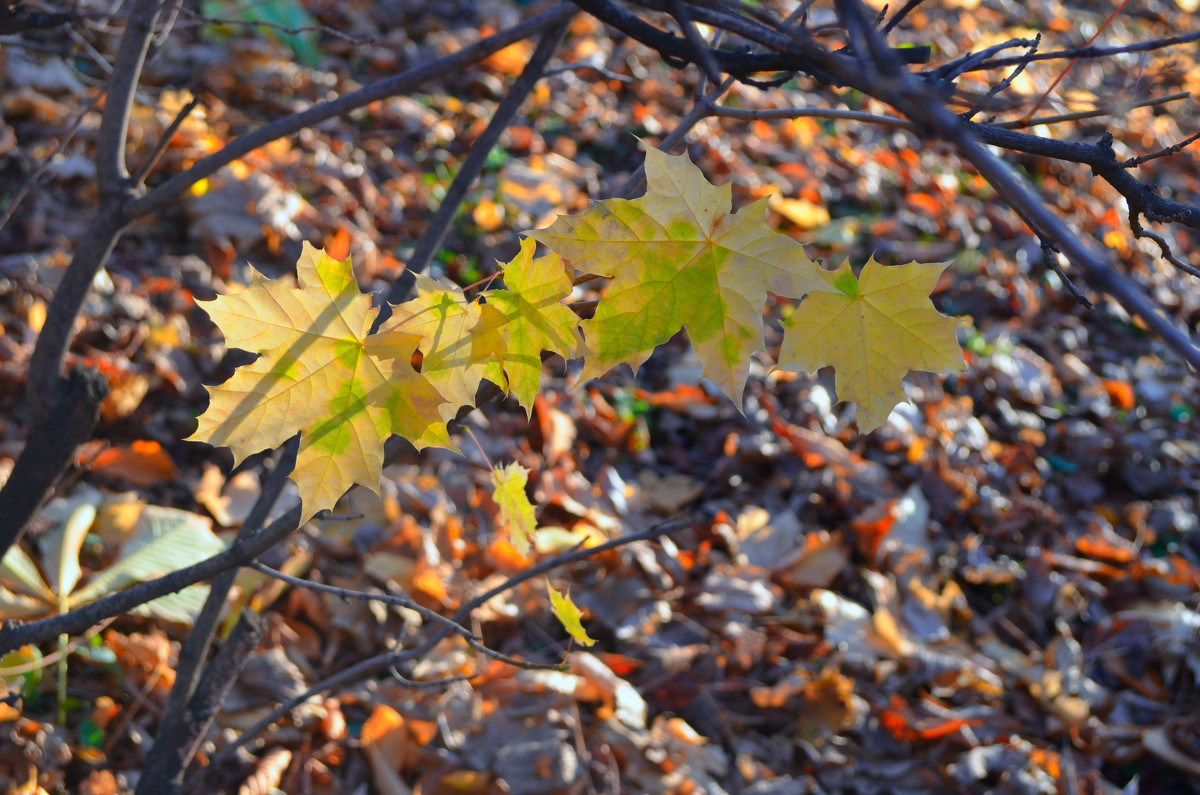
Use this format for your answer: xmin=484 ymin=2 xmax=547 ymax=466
xmin=70 ymin=506 xmax=225 ymax=608
xmin=530 ymin=146 xmax=829 ymax=403
xmin=491 ymin=462 xmax=537 ymax=556
xmin=777 ymin=257 xmax=967 ymax=432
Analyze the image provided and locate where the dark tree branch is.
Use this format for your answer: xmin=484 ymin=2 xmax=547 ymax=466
xmin=136 ymin=611 xmax=265 ymax=795
xmin=0 ymin=1 xmax=170 ymax=563
xmin=578 ymin=0 xmax=1200 ymax=366
xmin=136 ymin=438 xmax=297 ymax=793
xmin=124 ymin=3 xmax=578 ymax=219
xmin=96 ymin=0 xmax=170 ymax=190
xmin=187 ymin=517 xmax=694 ymax=790
xmin=830 ymin=0 xmax=1200 ymax=369
xmin=0 ymin=366 xmax=108 ymax=563
xmin=0 ymin=504 xmax=302 ymax=653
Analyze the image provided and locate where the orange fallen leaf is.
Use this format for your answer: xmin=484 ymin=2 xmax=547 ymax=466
xmin=1102 ymin=379 xmax=1136 ymax=410
xmin=87 ymin=440 xmax=178 ymax=487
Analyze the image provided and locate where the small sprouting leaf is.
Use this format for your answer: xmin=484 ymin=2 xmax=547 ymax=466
xmin=547 ymin=580 xmax=596 ymax=647
xmin=530 ymin=145 xmax=830 ymax=403
xmin=189 ymin=243 xmax=451 ymax=523
xmin=777 ymin=257 xmax=967 ymax=432
xmin=491 ymin=462 xmax=537 ymax=556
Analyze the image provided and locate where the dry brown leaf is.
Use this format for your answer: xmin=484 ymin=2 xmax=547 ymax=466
xmin=361 ymin=704 xmax=412 ymax=794
xmin=236 ymin=748 xmax=291 ymax=795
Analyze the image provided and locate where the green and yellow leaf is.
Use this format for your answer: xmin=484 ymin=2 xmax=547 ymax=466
xmin=491 ymin=462 xmax=537 ymax=556
xmin=385 ymin=274 xmax=505 ymax=424
xmin=777 ymin=257 xmax=967 ymax=432
xmin=530 ymin=145 xmax=830 ymax=403
xmin=480 ymin=237 xmax=585 ymax=412
xmin=190 ymin=243 xmax=451 ymax=523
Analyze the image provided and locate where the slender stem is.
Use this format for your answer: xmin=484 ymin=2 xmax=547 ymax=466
xmin=1017 ymin=0 xmax=1132 ymax=124
xmin=0 ymin=93 xmax=104 ymax=234
xmin=381 ymin=13 xmax=574 ymax=310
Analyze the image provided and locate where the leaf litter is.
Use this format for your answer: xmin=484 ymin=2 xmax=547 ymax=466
xmin=0 ymin=1 xmax=1198 ymax=793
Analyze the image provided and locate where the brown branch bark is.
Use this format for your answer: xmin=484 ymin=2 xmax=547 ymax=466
xmin=0 ymin=504 xmax=301 ymax=654
xmin=380 ymin=13 xmax=575 ymax=311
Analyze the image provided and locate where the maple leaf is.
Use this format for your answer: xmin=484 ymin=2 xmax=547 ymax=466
xmin=479 ymin=237 xmax=585 ymax=411
xmin=190 ymin=243 xmax=451 ymax=523
xmin=491 ymin=461 xmax=537 ymax=556
xmin=547 ymin=580 xmax=596 ymax=647
xmin=530 ymin=146 xmax=830 ymax=403
xmin=776 ymin=256 xmax=967 ymax=433
xmin=385 ymin=274 xmax=505 ymax=424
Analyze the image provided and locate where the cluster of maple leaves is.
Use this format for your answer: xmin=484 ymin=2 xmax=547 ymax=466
xmin=190 ymin=146 xmax=967 ymax=639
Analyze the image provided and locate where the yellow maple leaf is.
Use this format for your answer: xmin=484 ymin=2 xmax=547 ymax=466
xmin=190 ymin=243 xmax=451 ymax=523
xmin=490 ymin=461 xmax=537 ymax=556
xmin=383 ymin=273 xmax=505 ymax=425
xmin=530 ymin=145 xmax=830 ymax=403
xmin=547 ymin=580 xmax=596 ymax=647
xmin=777 ymin=257 xmax=967 ymax=433
xmin=479 ymin=237 xmax=585 ymax=412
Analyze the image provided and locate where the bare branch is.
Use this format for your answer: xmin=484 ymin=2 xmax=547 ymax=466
xmin=187 ymin=517 xmax=694 ymax=788
xmin=380 ymin=14 xmax=574 ymax=310
xmin=831 ymin=0 xmax=1200 ymax=369
xmin=125 ymin=3 xmax=578 ymax=219
xmin=0 ymin=504 xmax=303 ymax=652
xmin=96 ymin=0 xmax=171 ymax=190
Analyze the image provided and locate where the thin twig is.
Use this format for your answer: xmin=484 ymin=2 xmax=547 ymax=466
xmin=1118 ymin=130 xmax=1200 ymax=169
xmin=966 ymin=34 xmax=1040 ymax=120
xmin=190 ymin=517 xmax=694 ymax=784
xmin=379 ymin=14 xmax=573 ymax=311
xmin=0 ymin=617 xmax=115 ymax=676
xmin=995 ymin=92 xmax=1191 ymax=130
xmin=248 ymin=561 xmax=478 ymax=643
xmin=0 ymin=93 xmax=104 ymax=235
xmin=611 ymin=76 xmax=736 ymax=199
xmin=126 ymin=3 xmax=577 ymax=219
xmin=1018 ymin=0 xmax=1132 ymax=124
xmin=130 ymin=93 xmax=203 ymax=187
xmin=707 ymin=103 xmax=915 ymax=130
xmin=972 ymin=30 xmax=1200 ymax=72
xmin=880 ymin=0 xmax=927 ymax=35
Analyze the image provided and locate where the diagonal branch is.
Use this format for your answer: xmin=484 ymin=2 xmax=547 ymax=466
xmin=380 ymin=14 xmax=574 ymax=311
xmin=0 ymin=504 xmax=303 ymax=653
xmin=830 ymin=0 xmax=1200 ymax=370
xmin=125 ymin=3 xmax=578 ymax=219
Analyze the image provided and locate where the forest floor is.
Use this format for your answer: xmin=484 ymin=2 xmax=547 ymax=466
xmin=2 ymin=1 xmax=1200 ymax=793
